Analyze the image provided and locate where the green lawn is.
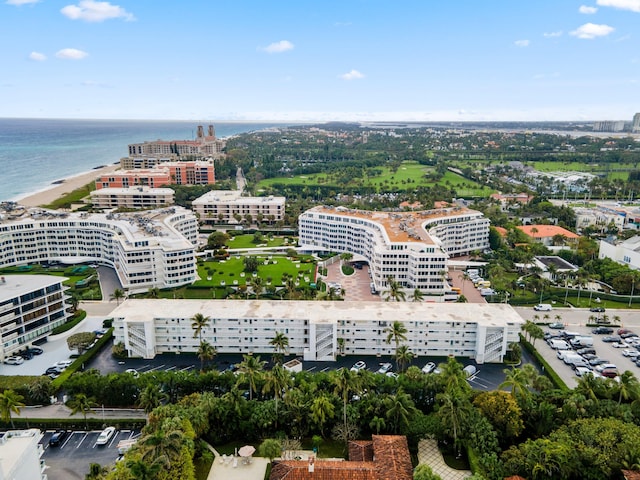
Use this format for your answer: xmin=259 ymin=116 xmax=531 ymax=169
xmin=257 ymin=161 xmax=493 ymax=196
xmin=226 ymin=234 xmax=292 ymax=249
xmin=194 ymin=255 xmax=316 ymax=288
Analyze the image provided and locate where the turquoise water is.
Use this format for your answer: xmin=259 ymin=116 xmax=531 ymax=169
xmin=0 ymin=118 xmax=285 ymax=202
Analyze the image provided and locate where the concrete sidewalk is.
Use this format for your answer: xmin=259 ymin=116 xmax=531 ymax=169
xmin=417 ymin=438 xmax=471 ymax=480
xmin=20 ymin=404 xmax=147 ymax=420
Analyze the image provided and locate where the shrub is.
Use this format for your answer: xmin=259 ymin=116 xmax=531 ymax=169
xmin=50 ymin=310 xmax=87 ymax=335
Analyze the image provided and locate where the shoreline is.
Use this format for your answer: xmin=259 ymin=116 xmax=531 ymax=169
xmin=14 ymin=163 xmax=120 ymax=207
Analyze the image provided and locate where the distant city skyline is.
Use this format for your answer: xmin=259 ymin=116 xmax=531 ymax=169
xmin=1 ymin=0 xmax=639 ymax=122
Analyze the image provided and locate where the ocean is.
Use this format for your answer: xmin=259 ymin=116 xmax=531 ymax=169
xmin=0 ymin=118 xmax=287 ymax=202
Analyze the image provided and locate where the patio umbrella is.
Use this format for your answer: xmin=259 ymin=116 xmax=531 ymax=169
xmin=238 ymin=445 xmax=256 ymax=457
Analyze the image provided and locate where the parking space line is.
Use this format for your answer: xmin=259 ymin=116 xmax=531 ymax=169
xmin=60 ymin=433 xmax=74 ymax=449
xmin=108 ymin=431 xmax=120 ymax=448
xmin=146 ymin=364 xmax=165 ymax=372
xmin=76 ymin=432 xmax=89 ymax=449
xmin=165 ymin=366 xmax=177 ymax=371
xmin=179 ymin=365 xmax=193 ymax=372
xmin=306 ymin=366 xmax=316 ymax=372
xmin=321 ymin=367 xmax=330 ymax=372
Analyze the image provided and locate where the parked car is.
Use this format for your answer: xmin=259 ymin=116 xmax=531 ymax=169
xmin=27 ymin=346 xmax=44 ymax=355
xmin=590 ymin=306 xmax=605 ymax=313
xmin=19 ymin=351 xmax=33 ymax=360
xmin=55 ymin=360 xmax=74 ymax=368
xmin=350 ymin=361 xmax=367 ymax=372
xmin=576 ymin=347 xmax=596 ymax=355
xmin=549 ymin=322 xmax=565 ymax=329
xmin=422 ymin=362 xmax=437 ymax=374
xmin=592 ymin=327 xmax=614 ymax=334
xmin=49 ymin=430 xmax=68 ymax=447
xmin=96 ymin=427 xmax=116 ymax=446
xmin=602 ymin=336 xmax=622 ymax=343
xmin=581 ymin=353 xmax=599 ymax=361
xmin=622 ymin=349 xmax=640 ymax=358
xmin=4 ymin=356 xmax=24 ymax=365
xmin=595 ymin=363 xmax=618 ymax=372
xmin=386 ymin=372 xmax=398 ymax=379
xmin=124 ymin=368 xmax=139 ymax=378
xmin=534 ymin=304 xmax=553 ymax=311
xmin=612 ymin=342 xmax=630 ymax=349
xmin=618 ymin=329 xmax=633 ymax=335
xmin=601 ymin=368 xmax=619 ymax=379
xmin=376 ymin=363 xmax=392 ymax=374
xmin=621 ymin=333 xmax=639 ymax=339
xmin=575 ymin=366 xmax=593 ymax=377
xmin=589 ymin=358 xmax=610 ymax=366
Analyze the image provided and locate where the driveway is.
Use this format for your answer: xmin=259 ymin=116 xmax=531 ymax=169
xmin=323 ymin=262 xmax=381 ymax=302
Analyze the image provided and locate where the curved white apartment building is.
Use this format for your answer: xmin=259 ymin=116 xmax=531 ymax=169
xmin=298 ymin=206 xmax=489 ymax=298
xmin=0 ymin=205 xmax=198 ymax=294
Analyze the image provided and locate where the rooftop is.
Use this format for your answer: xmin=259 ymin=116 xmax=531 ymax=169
xmin=535 ymin=255 xmax=579 ymax=271
xmin=192 ymin=190 xmax=285 ymax=205
xmin=305 ymin=205 xmax=482 ymax=244
xmin=111 ymin=299 xmax=524 ymax=328
xmin=0 ymin=429 xmax=42 ymax=476
xmin=517 ymin=224 xmax=580 ymax=239
xmin=0 ymin=275 xmax=67 ymax=302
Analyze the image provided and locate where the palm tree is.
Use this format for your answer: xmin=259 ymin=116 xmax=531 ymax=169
xmin=262 ymin=364 xmax=292 ymax=428
xmin=139 ymin=428 xmax=185 ymax=463
xmin=383 ymin=276 xmax=406 ymax=302
xmin=146 ymin=287 xmax=160 ymax=299
xmin=0 ymin=389 xmax=25 ymax=428
xmin=384 ymin=389 xmax=418 ymax=433
xmin=310 ymin=394 xmax=335 ymax=437
xmin=617 ymin=370 xmax=640 ymax=405
xmin=197 ymin=340 xmax=217 ymax=371
xmin=499 ymin=367 xmax=531 ymax=401
xmin=190 ymin=313 xmax=211 ymax=342
xmin=68 ymin=293 xmax=80 ymax=313
xmin=436 ymin=391 xmax=473 ymax=455
xmin=369 ymin=416 xmax=386 ymax=434
xmin=332 ymin=368 xmax=361 ymax=439
xmin=138 ymin=384 xmax=168 ymax=414
xmin=269 ymin=331 xmax=290 ymax=364
xmin=395 ymin=345 xmax=414 ymax=372
xmin=249 ymin=276 xmax=263 ymax=298
xmin=409 ymin=288 xmax=424 ymax=302
xmin=67 ymin=393 xmax=97 ymax=429
xmin=384 ymin=321 xmax=408 ymax=351
xmin=109 ymin=288 xmax=125 ymax=305
xmin=126 ymin=457 xmax=166 ymax=480
xmin=238 ymin=354 xmax=266 ymax=400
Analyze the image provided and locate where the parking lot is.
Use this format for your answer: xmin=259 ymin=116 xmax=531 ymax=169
xmin=41 ymin=428 xmax=140 ymax=480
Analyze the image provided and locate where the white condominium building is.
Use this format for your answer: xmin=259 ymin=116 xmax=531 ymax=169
xmin=90 ymin=186 xmax=175 ymax=209
xmin=298 ymin=206 xmax=489 ymax=297
xmin=0 ymin=206 xmax=198 ymax=294
xmin=128 ymin=124 xmax=225 ymax=158
xmin=120 ymin=154 xmax=179 ymax=170
xmin=0 ymin=275 xmax=69 ymax=360
xmin=0 ymin=429 xmax=48 ymax=480
xmin=192 ymin=190 xmax=285 ymax=225
xmin=112 ymin=299 xmax=522 ymax=364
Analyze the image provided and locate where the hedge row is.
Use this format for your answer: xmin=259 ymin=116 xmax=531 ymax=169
xmin=50 ymin=310 xmax=87 ymax=335
xmin=519 ymin=335 xmax=569 ymax=391
xmin=1 ymin=417 xmax=146 ymax=431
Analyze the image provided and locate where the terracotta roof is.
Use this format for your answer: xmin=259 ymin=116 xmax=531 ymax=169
xmin=269 ymin=436 xmax=412 ymax=480
xmin=504 ymin=476 xmax=528 ymax=480
xmin=494 ymin=226 xmax=508 ymax=237
xmin=622 ymin=470 xmax=640 ymax=480
xmin=516 ymin=225 xmax=579 ymax=239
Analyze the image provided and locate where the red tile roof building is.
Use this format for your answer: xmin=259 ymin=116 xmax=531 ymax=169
xmin=516 ymin=225 xmax=579 ymax=246
xmin=270 ymin=436 xmax=412 ymax=480
xmin=96 ymin=161 xmax=215 ymax=189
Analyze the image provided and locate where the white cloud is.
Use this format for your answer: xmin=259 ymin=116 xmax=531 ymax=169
xmin=29 ymin=52 xmax=46 ymax=61
xmin=579 ymin=5 xmax=599 ymax=13
xmin=6 ymin=0 xmax=39 ymax=5
xmin=333 ymin=21 xmax=352 ymax=27
xmin=259 ymin=40 xmax=294 ymax=54
xmin=543 ymin=31 xmax=563 ymax=37
xmin=61 ymin=0 xmax=134 ymax=22
xmin=570 ymin=23 xmax=615 ymax=39
xmin=514 ymin=39 xmax=530 ymax=47
xmin=339 ymin=69 xmax=365 ymax=80
xmin=597 ymin=0 xmax=640 ymax=12
xmin=55 ymin=48 xmax=89 ymax=60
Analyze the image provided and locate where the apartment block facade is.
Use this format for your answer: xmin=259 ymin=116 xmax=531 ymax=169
xmin=95 ymin=161 xmax=214 ymax=189
xmin=0 ymin=275 xmax=69 ymax=360
xmin=0 ymin=207 xmax=198 ymax=294
xmin=90 ymin=186 xmax=175 ymax=209
xmin=0 ymin=429 xmax=48 ymax=480
xmin=298 ymin=206 xmax=489 ymax=298
xmin=192 ymin=190 xmax=285 ymax=225
xmin=112 ymin=300 xmax=522 ymax=363
xmin=128 ymin=124 xmax=225 ymax=158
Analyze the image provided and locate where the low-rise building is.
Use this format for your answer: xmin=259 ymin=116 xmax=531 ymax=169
xmin=0 ymin=206 xmax=198 ymax=294
xmin=575 ymin=206 xmax=627 ymax=233
xmin=0 ymin=275 xmax=69 ymax=360
xmin=112 ymin=299 xmax=523 ymax=364
xmin=516 ymin=225 xmax=580 ymax=247
xmin=0 ymin=429 xmax=47 ymax=480
xmin=192 ymin=190 xmax=285 ymax=225
xmin=299 ymin=206 xmax=489 ymax=298
xmin=128 ymin=124 xmax=225 ymax=158
xmin=96 ymin=161 xmax=215 ymax=189
xmin=599 ymin=235 xmax=640 ymax=270
xmin=90 ymin=186 xmax=175 ymax=209
xmin=120 ymin=154 xmax=179 ymax=170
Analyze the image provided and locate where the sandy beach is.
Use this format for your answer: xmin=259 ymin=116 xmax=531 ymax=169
xmin=16 ymin=164 xmax=120 ymax=208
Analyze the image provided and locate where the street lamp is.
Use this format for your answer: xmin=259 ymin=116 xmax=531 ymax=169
xmin=630 ymin=278 xmax=636 ymax=308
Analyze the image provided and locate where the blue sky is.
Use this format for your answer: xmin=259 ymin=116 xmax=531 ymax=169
xmin=1 ymin=0 xmax=639 ymax=121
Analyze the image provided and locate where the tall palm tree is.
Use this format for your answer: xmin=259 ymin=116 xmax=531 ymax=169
xmin=126 ymin=457 xmax=166 ymax=480
xmin=67 ymin=393 xmax=97 ymax=429
xmin=617 ymin=370 xmax=640 ymax=405
xmin=369 ymin=416 xmax=386 ymax=435
xmin=384 ymin=389 xmax=418 ymax=433
xmin=310 ymin=394 xmax=335 ymax=437
xmin=238 ymin=354 xmax=266 ymax=400
xmin=332 ymin=368 xmax=361 ymax=439
xmin=249 ymin=276 xmax=263 ymax=298
xmin=383 ymin=276 xmax=406 ymax=302
xmin=139 ymin=428 xmax=185 ymax=464
xmin=138 ymin=384 xmax=168 ymax=414
xmin=197 ymin=340 xmax=217 ymax=371
xmin=109 ymin=288 xmax=125 ymax=305
xmin=384 ymin=321 xmax=408 ymax=351
xmin=0 ymin=389 xmax=25 ymax=428
xmin=262 ymin=364 xmax=292 ymax=428
xmin=435 ymin=391 xmax=472 ymax=454
xmin=190 ymin=313 xmax=211 ymax=342
xmin=269 ymin=331 xmax=290 ymax=364
xmin=409 ymin=289 xmax=424 ymax=302
xmin=395 ymin=345 xmax=414 ymax=372
xmin=499 ymin=367 xmax=531 ymax=401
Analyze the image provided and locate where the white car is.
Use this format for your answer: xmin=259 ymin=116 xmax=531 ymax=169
xmin=4 ymin=356 xmax=24 ymax=365
xmin=56 ymin=360 xmax=74 ymax=368
xmin=595 ymin=363 xmax=617 ymax=373
xmin=376 ymin=363 xmax=392 ymax=374
xmin=622 ymin=349 xmax=640 ymax=358
xmin=350 ymin=361 xmax=367 ymax=372
xmin=96 ymin=427 xmax=116 ymax=446
xmin=575 ymin=366 xmax=593 ymax=377
xmin=422 ymin=362 xmax=436 ymax=374
xmin=612 ymin=342 xmax=629 ymax=349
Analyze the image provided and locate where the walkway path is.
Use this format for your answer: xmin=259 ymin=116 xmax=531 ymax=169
xmin=207 ymin=450 xmax=268 ymax=480
xmin=417 ymin=438 xmax=471 ymax=480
